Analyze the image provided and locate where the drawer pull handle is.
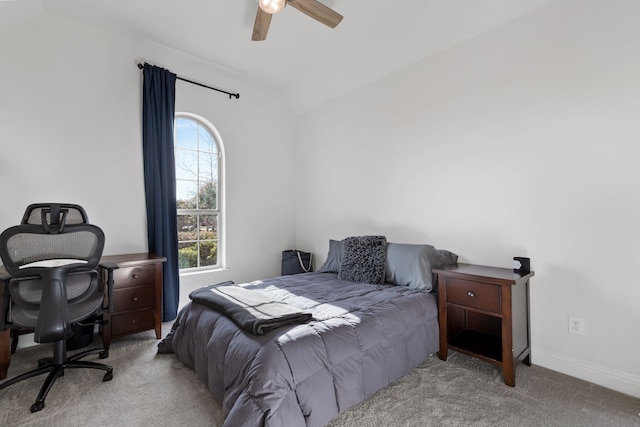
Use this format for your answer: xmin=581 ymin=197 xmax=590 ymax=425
xmin=132 ymin=274 xmax=139 ymax=279
xmin=467 ymin=291 xmax=475 ymax=297
xmin=132 ymin=297 xmax=139 ymax=302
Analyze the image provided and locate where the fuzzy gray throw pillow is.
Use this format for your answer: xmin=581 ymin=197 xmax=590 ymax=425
xmin=338 ymin=235 xmax=387 ymax=285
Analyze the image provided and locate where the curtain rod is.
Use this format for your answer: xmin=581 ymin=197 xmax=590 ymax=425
xmin=137 ymin=63 xmax=240 ymax=100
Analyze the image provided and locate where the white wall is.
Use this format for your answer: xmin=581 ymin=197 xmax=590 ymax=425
xmin=294 ymin=0 xmax=640 ymax=397
xmin=0 ymin=10 xmax=296 ymax=296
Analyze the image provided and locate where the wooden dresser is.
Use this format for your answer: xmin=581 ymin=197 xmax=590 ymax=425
xmin=434 ymin=263 xmax=534 ymax=386
xmin=99 ymin=253 xmax=166 ymax=355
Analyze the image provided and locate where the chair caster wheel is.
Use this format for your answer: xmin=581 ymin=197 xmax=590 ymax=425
xmin=103 ymin=370 xmax=113 ymax=382
xmin=99 ymin=350 xmax=109 ymax=359
xmin=31 ymin=401 xmax=44 ymax=412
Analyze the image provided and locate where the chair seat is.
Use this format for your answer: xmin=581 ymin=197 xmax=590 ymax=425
xmin=11 ymin=293 xmax=103 ymax=332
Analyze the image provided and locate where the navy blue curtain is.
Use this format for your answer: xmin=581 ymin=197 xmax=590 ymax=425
xmin=142 ymin=64 xmax=179 ymax=321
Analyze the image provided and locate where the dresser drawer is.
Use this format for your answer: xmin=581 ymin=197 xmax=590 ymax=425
xmin=111 ymin=309 xmax=156 ymax=337
xmin=112 ymin=286 xmax=155 ymax=312
xmin=446 ymin=278 xmax=501 ymax=314
xmin=112 ymin=264 xmax=156 ymax=289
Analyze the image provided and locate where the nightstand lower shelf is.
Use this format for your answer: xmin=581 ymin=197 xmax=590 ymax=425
xmin=449 ymin=330 xmax=503 ymax=365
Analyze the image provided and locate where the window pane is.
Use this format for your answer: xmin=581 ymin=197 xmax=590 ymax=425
xmin=199 ymin=214 xmax=217 ymax=267
xmin=175 ymin=148 xmax=198 ymax=181
xmin=175 ymin=118 xmax=198 ymax=150
xmin=198 ymin=182 xmax=217 ymax=210
xmin=178 ymin=242 xmax=198 ymax=269
xmin=199 ymin=152 xmax=217 ymax=182
xmin=199 ymin=215 xmax=217 ymax=239
xmin=176 ymin=180 xmax=198 ymax=209
xmin=177 ymin=215 xmax=197 ymax=241
xmin=198 ymin=126 xmax=217 ymax=154
xmin=199 ymin=241 xmax=217 ymax=267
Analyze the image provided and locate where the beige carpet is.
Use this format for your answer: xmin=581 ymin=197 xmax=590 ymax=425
xmin=1 ymin=325 xmax=639 ymax=427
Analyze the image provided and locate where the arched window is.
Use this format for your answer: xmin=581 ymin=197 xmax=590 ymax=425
xmin=174 ymin=113 xmax=224 ymax=270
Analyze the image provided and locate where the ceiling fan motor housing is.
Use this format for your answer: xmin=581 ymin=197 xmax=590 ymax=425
xmin=253 ymin=0 xmax=343 ymax=41
xmin=258 ymin=0 xmax=287 ymax=14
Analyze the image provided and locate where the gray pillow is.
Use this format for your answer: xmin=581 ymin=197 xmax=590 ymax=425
xmin=317 ymin=239 xmax=343 ymax=273
xmin=385 ymin=243 xmax=458 ymax=292
xmin=438 ymin=249 xmax=458 ymax=266
xmin=338 ymin=236 xmax=387 ymax=285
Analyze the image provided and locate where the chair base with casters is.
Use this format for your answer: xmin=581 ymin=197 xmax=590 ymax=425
xmin=0 ymin=291 xmax=114 ymax=412
xmin=0 ymin=339 xmax=113 ymax=412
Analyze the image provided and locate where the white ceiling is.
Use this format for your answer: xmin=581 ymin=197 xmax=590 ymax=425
xmin=11 ymin=0 xmax=555 ymax=114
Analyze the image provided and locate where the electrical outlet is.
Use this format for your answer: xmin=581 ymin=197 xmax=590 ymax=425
xmin=568 ymin=316 xmax=585 ymax=335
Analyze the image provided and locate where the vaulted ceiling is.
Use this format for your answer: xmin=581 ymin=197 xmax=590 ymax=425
xmin=5 ymin=0 xmax=555 ymax=114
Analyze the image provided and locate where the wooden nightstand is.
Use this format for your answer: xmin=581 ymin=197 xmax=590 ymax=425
xmin=99 ymin=253 xmax=166 ymax=355
xmin=434 ymin=264 xmax=534 ymax=386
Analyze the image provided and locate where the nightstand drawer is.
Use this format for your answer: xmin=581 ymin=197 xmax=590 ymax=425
xmin=112 ymin=264 xmax=156 ymax=289
xmin=112 ymin=286 xmax=155 ymax=312
xmin=446 ymin=278 xmax=501 ymax=314
xmin=111 ymin=309 xmax=155 ymax=336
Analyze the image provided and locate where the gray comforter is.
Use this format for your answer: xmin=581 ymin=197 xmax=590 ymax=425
xmin=159 ymin=272 xmax=439 ymax=427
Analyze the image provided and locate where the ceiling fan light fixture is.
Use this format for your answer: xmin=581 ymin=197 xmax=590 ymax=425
xmin=258 ymin=0 xmax=286 ymax=14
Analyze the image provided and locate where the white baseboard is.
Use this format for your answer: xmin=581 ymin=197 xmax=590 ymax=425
xmin=533 ymin=349 xmax=640 ymax=399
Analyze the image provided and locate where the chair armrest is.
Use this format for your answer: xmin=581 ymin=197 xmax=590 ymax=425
xmin=99 ymin=262 xmax=120 ymax=271
xmin=99 ymin=262 xmax=120 ymax=314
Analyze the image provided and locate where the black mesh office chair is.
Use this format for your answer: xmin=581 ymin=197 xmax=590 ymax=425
xmin=0 ymin=203 xmax=113 ymax=412
xmin=3 ymin=204 xmax=99 ymax=353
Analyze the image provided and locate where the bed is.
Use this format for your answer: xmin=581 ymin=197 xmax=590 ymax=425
xmin=159 ymin=238 xmax=457 ymax=427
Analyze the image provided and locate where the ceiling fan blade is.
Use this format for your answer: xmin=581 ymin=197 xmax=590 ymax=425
xmin=252 ymin=7 xmax=272 ymax=41
xmin=287 ymin=0 xmax=343 ymax=28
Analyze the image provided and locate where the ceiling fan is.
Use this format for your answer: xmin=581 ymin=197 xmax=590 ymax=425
xmin=252 ymin=0 xmax=343 ymax=41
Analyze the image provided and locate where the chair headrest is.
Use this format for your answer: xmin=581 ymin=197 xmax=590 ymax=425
xmin=21 ymin=203 xmax=89 ymax=232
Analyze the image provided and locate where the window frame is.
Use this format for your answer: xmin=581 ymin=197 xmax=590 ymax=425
xmin=174 ymin=112 xmax=225 ymax=272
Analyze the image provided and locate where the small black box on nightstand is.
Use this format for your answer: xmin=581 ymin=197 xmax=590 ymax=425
xmin=513 ymin=257 xmax=530 ymax=274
